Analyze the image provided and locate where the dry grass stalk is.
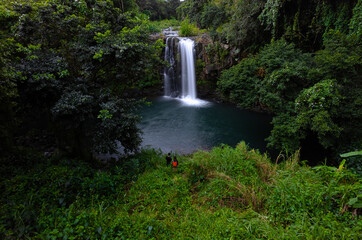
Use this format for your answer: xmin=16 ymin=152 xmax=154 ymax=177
xmin=285 ymin=149 xmax=301 ymax=171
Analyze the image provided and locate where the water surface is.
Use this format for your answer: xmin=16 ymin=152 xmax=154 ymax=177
xmin=139 ymin=97 xmax=273 ymax=155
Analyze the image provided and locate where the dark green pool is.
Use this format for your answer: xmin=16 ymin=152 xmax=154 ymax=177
xmin=139 ymin=97 xmax=273 ymax=155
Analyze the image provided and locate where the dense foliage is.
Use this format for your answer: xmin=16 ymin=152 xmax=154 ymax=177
xmin=136 ymin=0 xmax=181 ymax=21
xmin=0 ymin=1 xmax=360 ymax=238
xmin=179 ymin=18 xmax=202 ymax=37
xmin=178 ymin=0 xmax=361 ymax=165
xmin=178 ymin=0 xmax=359 ymax=52
xmin=1 ymin=144 xmax=360 ymax=238
xmin=0 ymin=0 xmax=164 ymax=160
xmin=178 ymin=0 xmax=268 ymax=51
xmin=218 ymin=31 xmax=361 ymax=164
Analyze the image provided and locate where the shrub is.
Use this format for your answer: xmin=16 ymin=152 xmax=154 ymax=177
xmin=179 ymin=18 xmax=200 ymax=37
xmin=1 ymin=144 xmax=360 ymax=239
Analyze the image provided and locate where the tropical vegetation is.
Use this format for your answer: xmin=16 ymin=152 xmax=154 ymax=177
xmin=179 ymin=0 xmax=361 ymax=166
xmin=0 ymin=0 xmax=361 ymax=238
xmin=0 ymin=0 xmax=164 ymax=161
xmin=1 ymin=144 xmax=361 ymax=239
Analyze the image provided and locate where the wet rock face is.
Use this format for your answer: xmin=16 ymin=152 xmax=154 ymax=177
xmin=149 ymin=33 xmax=165 ymax=42
xmin=164 ymin=37 xmax=181 ymax=98
xmin=192 ymin=34 xmax=220 ymax=99
xmin=192 ymin=33 xmax=242 ymax=100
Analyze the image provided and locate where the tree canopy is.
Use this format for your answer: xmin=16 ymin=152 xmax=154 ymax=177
xmin=0 ymin=0 xmax=164 ymax=160
xmin=136 ymin=0 xmax=181 ymax=20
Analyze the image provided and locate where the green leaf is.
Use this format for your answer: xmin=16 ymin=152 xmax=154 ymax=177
xmin=340 ymin=151 xmax=362 ymax=158
xmin=348 ymin=197 xmax=357 ymax=205
xmin=348 ymin=196 xmax=362 ymax=208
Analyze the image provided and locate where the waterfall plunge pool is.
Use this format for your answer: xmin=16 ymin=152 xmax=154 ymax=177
xmin=138 ymin=96 xmax=273 ymax=155
xmin=140 ymin=35 xmax=274 ymax=156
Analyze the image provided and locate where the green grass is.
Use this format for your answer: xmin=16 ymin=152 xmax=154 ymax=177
xmin=1 ymin=143 xmax=361 ymax=239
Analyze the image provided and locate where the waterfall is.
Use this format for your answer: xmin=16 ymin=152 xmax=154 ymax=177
xmin=179 ymin=38 xmax=197 ymax=99
xmin=164 ymin=37 xmax=197 ymax=100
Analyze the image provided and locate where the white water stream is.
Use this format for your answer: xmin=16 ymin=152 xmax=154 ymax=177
xmin=180 ymin=38 xmax=197 ymax=99
xmin=164 ymin=36 xmax=207 ymax=106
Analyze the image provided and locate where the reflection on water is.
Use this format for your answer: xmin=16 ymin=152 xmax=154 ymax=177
xmin=139 ymin=97 xmax=273 ymax=155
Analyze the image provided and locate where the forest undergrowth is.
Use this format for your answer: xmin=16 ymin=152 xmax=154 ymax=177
xmin=1 ymin=142 xmax=360 ymax=239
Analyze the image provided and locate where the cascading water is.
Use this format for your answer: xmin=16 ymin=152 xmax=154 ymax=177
xmin=179 ymin=38 xmax=197 ymax=99
xmin=164 ymin=36 xmax=206 ymax=105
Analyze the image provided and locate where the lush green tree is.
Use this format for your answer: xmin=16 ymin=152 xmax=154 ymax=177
xmin=221 ymin=0 xmax=267 ymax=51
xmin=310 ymin=30 xmax=362 ymax=152
xmin=218 ymin=33 xmax=361 ymax=158
xmin=2 ymin=0 xmax=163 ymax=160
xmin=177 ymin=0 xmax=208 ymax=25
xmin=257 ymin=39 xmax=313 ymax=113
xmin=268 ymin=30 xmax=361 ymax=156
xmin=0 ymin=39 xmax=18 ymax=155
xmin=218 ymin=39 xmax=313 ymax=113
xmin=179 ymin=0 xmax=268 ymax=52
xmin=218 ymin=56 xmax=260 ymax=109
xmin=258 ymin=0 xmax=358 ymax=51
xmin=178 ymin=0 xmax=358 ymax=53
xmin=295 ymin=79 xmax=342 ymax=148
xmin=112 ymin=0 xmax=139 ymax=12
xmin=137 ymin=0 xmax=181 ymax=20
xmin=200 ymin=2 xmax=228 ymax=30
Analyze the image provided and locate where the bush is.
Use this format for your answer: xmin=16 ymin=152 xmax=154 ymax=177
xmin=179 ymin=18 xmax=200 ymax=37
xmin=200 ymin=3 xmax=227 ymax=29
xmin=1 ymin=145 xmax=360 ymax=239
xmin=218 ymin=56 xmax=259 ymax=109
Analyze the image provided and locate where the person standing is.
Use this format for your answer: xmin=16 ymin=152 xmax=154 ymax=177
xmin=166 ymin=153 xmax=172 ymax=166
xmin=172 ymin=156 xmax=178 ymax=172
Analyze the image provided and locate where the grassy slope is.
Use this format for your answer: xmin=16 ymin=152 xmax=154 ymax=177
xmin=1 ymin=143 xmax=361 ymax=239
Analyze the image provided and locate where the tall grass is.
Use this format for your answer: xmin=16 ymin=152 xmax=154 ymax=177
xmin=1 ymin=143 xmax=360 ymax=239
